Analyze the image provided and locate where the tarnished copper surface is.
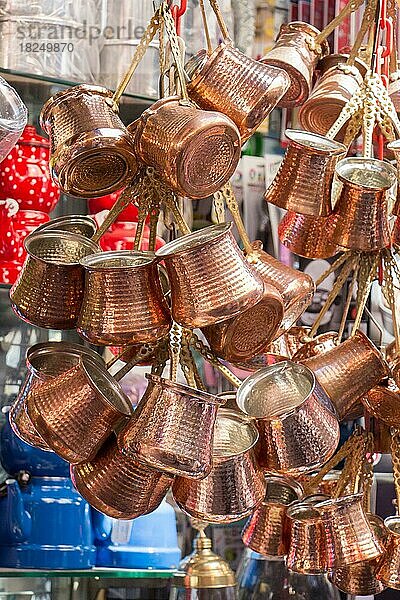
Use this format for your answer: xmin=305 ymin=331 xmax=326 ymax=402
xmin=299 ymin=55 xmax=367 ymax=141
xmin=27 ymin=358 xmax=132 ymax=463
xmin=265 ymin=130 xmax=345 ymax=216
xmin=278 ymin=210 xmax=340 ymax=259
xmin=172 ymin=408 xmax=265 ymax=523
xmin=237 ymin=361 xmax=339 ymax=475
xmin=362 ymin=380 xmax=400 ymax=428
xmin=35 ymin=215 xmax=97 ymax=238
xmin=330 ymin=514 xmax=387 ymax=595
xmin=248 ymin=241 xmax=315 ymax=333
xmin=10 ymin=231 xmax=100 ymax=329
xmin=241 ymin=475 xmax=303 ymax=556
xmin=40 ymin=85 xmax=138 ymax=198
xmin=286 ymin=502 xmax=328 ymax=574
xmin=315 ymin=494 xmax=384 ymax=568
xmin=186 ymin=43 xmax=290 ymax=142
xmin=261 ymin=22 xmax=330 ymax=107
xmin=292 ymin=332 xmax=338 ymax=360
xmin=302 ymin=331 xmax=389 ymax=421
xmin=156 ymin=223 xmax=264 ymax=328
xmin=9 ymin=342 xmax=104 ymax=451
xmin=132 ymin=96 xmax=240 ymax=199
xmin=77 ymin=251 xmax=171 ymax=346
xmin=376 ymin=516 xmax=400 ymax=590
xmin=118 ymin=374 xmax=223 ymax=479
xmin=330 ymin=157 xmax=396 ymax=251
xmin=202 ymin=282 xmax=284 ymax=362
xmin=71 ymin=435 xmax=173 ymax=519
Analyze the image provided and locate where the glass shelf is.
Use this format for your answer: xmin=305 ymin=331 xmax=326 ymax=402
xmin=0 ymin=568 xmax=174 ymax=579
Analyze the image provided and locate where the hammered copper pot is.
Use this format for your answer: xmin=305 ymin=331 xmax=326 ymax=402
xmin=302 ymin=331 xmax=389 ymax=421
xmin=386 ymin=341 xmax=400 ymax=387
xmin=286 ymin=502 xmax=328 ymax=574
xmin=132 ymin=95 xmax=241 ymax=199
xmin=364 ymin=411 xmax=392 ymax=454
xmin=261 ymin=21 xmax=330 ymax=108
xmin=237 ymin=361 xmax=339 ymax=475
xmin=241 ymin=475 xmax=303 ymax=556
xmin=118 ymin=374 xmax=224 ymax=479
xmin=330 ymin=157 xmax=397 ymax=251
xmin=40 ymin=85 xmax=138 ymax=198
xmin=278 ymin=210 xmax=340 ymax=259
xmin=392 ymin=216 xmax=400 ymax=249
xmin=71 ymin=435 xmax=173 ymax=520
xmin=26 ymin=357 xmax=132 ymax=463
xmin=264 ymin=130 xmax=345 ymax=216
xmin=362 ymin=380 xmax=400 ymax=428
xmin=9 ymin=231 xmax=100 ymax=329
xmin=172 ymin=408 xmax=265 ymax=523
xmin=77 ymin=251 xmax=171 ymax=346
xmin=9 ymin=341 xmax=104 ymax=451
xmin=248 ymin=241 xmax=315 ymax=332
xmin=376 ymin=516 xmax=400 ymax=589
xmin=35 ymin=215 xmax=97 ymax=238
xmin=329 ymin=514 xmax=387 ymax=596
xmin=156 ymin=223 xmax=264 ymax=328
xmin=315 ymin=494 xmax=384 ymax=568
xmin=299 ymin=54 xmax=367 ymax=141
xmin=185 ymin=43 xmax=290 ymax=142
xmin=202 ymin=282 xmax=284 ymax=362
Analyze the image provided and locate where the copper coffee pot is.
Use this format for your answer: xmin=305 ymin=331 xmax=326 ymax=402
xmin=376 ymin=516 xmax=400 ymax=590
xmin=172 ymin=408 xmax=265 ymax=523
xmin=261 ymin=22 xmax=330 ymax=107
xmin=264 ymin=130 xmax=346 ymax=216
xmin=292 ymin=332 xmax=338 ymax=361
xmin=236 ymin=361 xmax=339 ymax=475
xmin=278 ymin=210 xmax=340 ymax=259
xmin=286 ymin=501 xmax=328 ymax=574
xmin=40 ymin=85 xmax=138 ymax=198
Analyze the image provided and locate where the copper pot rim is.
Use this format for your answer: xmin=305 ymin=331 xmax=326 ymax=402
xmin=35 ymin=215 xmax=98 ymax=237
xmin=145 ymin=373 xmax=223 ymax=406
xmin=80 ymin=249 xmax=156 ymax=270
xmin=285 ymin=129 xmax=346 ymax=155
xmin=26 ymin=341 xmax=104 ymax=380
xmin=262 ymin=474 xmax=304 ymax=505
xmin=315 ymin=492 xmax=364 ymax=514
xmin=40 ymin=84 xmax=114 ymax=129
xmin=384 ymin=515 xmax=400 ymax=536
xmin=366 ymin=513 xmax=386 ymax=536
xmin=213 ymin=407 xmax=259 ymax=459
xmin=24 ymin=230 xmax=100 ymax=266
xmin=236 ymin=360 xmax=319 ymax=420
xmin=81 ymin=357 xmax=133 ymax=416
xmin=279 ymin=21 xmax=330 ymax=54
xmin=174 ymin=501 xmax=256 ymax=524
xmin=336 ymin=156 xmax=397 ymax=191
xmin=156 ymin=223 xmax=232 ymax=258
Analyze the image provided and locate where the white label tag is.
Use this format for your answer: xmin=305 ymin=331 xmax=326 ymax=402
xmin=111 ymin=519 xmax=133 ymax=544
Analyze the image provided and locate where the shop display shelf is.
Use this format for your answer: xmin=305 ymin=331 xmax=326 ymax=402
xmin=0 ymin=568 xmax=174 ymax=579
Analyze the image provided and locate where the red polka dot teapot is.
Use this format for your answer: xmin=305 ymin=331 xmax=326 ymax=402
xmin=0 ymin=125 xmax=60 ymax=213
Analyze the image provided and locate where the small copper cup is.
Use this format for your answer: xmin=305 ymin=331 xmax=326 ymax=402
xmin=362 ymin=380 xmax=400 ymax=428
xmin=172 ymin=408 xmax=265 ymax=523
xmin=71 ymin=435 xmax=173 ymax=520
xmin=315 ymin=494 xmax=384 ymax=568
xmin=40 ymin=85 xmax=138 ymax=198
xmin=376 ymin=516 xmax=400 ymax=589
xmin=299 ymin=55 xmax=367 ymax=141
xmin=292 ymin=332 xmax=338 ymax=361
xmin=35 ymin=215 xmax=97 ymax=238
xmin=77 ymin=251 xmax=171 ymax=346
xmin=237 ymin=361 xmax=339 ymax=475
xmin=241 ymin=475 xmax=303 ymax=556
xmin=278 ymin=210 xmax=340 ymax=259
xmin=10 ymin=231 xmax=100 ymax=329
xmin=156 ymin=223 xmax=264 ymax=328
xmin=132 ymin=96 xmax=241 ymax=199
xmin=261 ymin=22 xmax=330 ymax=108
xmin=264 ymin=130 xmax=345 ymax=216
xmin=26 ymin=357 xmax=132 ymax=463
xmin=9 ymin=342 xmax=104 ymax=451
xmin=248 ymin=241 xmax=315 ymax=333
xmin=202 ymin=282 xmax=284 ymax=362
xmin=329 ymin=514 xmax=387 ymax=595
xmin=185 ymin=43 xmax=290 ymax=142
xmin=302 ymin=331 xmax=389 ymax=421
xmin=330 ymin=157 xmax=397 ymax=251
xmin=118 ymin=374 xmax=224 ymax=479
xmin=286 ymin=502 xmax=328 ymax=574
